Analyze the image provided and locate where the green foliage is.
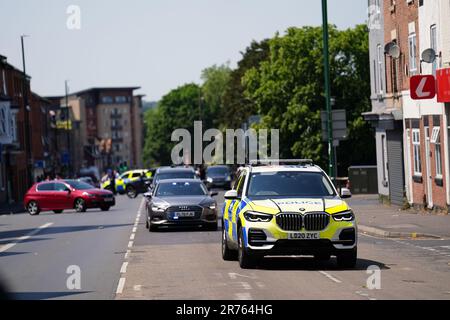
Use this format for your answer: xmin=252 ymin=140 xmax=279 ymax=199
xmin=143 ymin=83 xmax=203 ymax=166
xmin=201 ymin=64 xmax=232 ymax=127
xmin=243 ymin=24 xmax=374 ymax=173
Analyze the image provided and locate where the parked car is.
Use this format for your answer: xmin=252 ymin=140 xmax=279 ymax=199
xmin=101 ymin=169 xmax=153 ymax=197
xmin=151 ymin=167 xmax=199 ymax=189
xmin=205 ymin=165 xmax=232 ymax=189
xmin=24 ymin=180 xmax=115 ymax=215
xmin=145 ymin=179 xmax=218 ymax=231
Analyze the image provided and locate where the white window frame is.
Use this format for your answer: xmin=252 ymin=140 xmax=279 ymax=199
xmin=408 ymin=33 xmax=417 ymax=74
xmin=377 ymin=44 xmax=384 ymax=95
xmin=412 ymin=129 xmax=422 ymax=176
xmin=430 ymin=24 xmax=437 ymax=75
xmin=431 ymin=127 xmax=443 ymax=178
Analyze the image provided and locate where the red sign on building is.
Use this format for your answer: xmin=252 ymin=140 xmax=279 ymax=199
xmin=437 ymin=68 xmax=450 ymax=103
xmin=410 ymin=75 xmax=436 ymax=100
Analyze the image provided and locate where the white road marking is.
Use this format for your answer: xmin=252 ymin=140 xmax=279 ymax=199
xmin=132 ymin=227 xmax=137 ymax=233
xmin=120 ymin=262 xmax=128 ymax=274
xmin=124 ymin=250 xmax=131 ymax=259
xmin=440 ymin=246 xmax=450 ymax=250
xmin=228 ymin=272 xmax=257 ymax=280
xmin=116 ymin=277 xmax=126 ymax=294
xmin=0 ymin=222 xmax=53 ymax=253
xmin=128 ymin=241 xmax=134 ymax=248
xmin=130 ymin=233 xmax=135 ymax=240
xmin=318 ymin=271 xmax=342 ymax=284
xmin=133 ymin=285 xmax=142 ymax=291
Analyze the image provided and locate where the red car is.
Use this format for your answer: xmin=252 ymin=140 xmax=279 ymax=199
xmin=24 ymin=180 xmax=115 ymax=215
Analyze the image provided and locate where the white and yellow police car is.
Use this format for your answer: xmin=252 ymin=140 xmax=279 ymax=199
xmin=221 ymin=160 xmax=357 ymax=269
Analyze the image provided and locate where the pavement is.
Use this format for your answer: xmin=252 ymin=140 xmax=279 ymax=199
xmin=1 ymin=192 xmax=450 ymax=300
xmin=348 ymin=194 xmax=450 ymax=239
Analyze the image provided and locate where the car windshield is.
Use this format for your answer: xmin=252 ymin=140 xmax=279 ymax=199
xmin=156 ymin=172 xmax=196 ymax=181
xmin=247 ymin=171 xmax=336 ymax=198
xmin=156 ymin=181 xmax=207 ymax=197
xmin=207 ymin=167 xmax=229 ymax=175
xmin=65 ymin=180 xmax=95 ymax=190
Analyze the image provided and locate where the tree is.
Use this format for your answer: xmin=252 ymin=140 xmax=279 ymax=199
xmin=243 ymin=24 xmax=374 ymax=174
xmin=220 ymin=40 xmax=270 ymax=129
xmin=201 ymin=64 xmax=231 ymax=128
xmin=143 ymin=83 xmax=204 ymax=166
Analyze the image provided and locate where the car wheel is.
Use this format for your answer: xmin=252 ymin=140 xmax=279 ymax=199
xmin=238 ymin=228 xmax=258 ymax=269
xmin=222 ymin=226 xmax=237 ymax=261
xmin=145 ymin=218 xmax=149 ymax=229
xmin=149 ymin=223 xmax=158 ymax=232
xmin=336 ymin=247 xmax=357 ymax=268
xmin=27 ymin=201 xmax=40 ymax=215
xmin=100 ymin=205 xmax=110 ymax=211
xmin=126 ymin=186 xmax=137 ymax=199
xmin=74 ymin=198 xmax=87 ymax=213
xmin=206 ymin=222 xmax=218 ymax=231
xmin=53 ymin=210 xmax=63 ymax=214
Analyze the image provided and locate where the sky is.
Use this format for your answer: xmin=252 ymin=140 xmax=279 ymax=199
xmin=0 ymin=0 xmax=368 ymax=101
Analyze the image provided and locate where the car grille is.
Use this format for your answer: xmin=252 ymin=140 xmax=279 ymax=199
xmin=166 ymin=205 xmax=203 ymax=220
xmin=101 ymin=194 xmax=114 ymax=199
xmin=276 ymin=212 xmax=330 ymax=231
xmin=276 ymin=213 xmax=303 ymax=231
xmin=303 ymin=212 xmax=330 ymax=231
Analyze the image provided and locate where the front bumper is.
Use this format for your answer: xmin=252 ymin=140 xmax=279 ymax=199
xmin=242 ymin=220 xmax=357 ymax=256
xmin=149 ymin=207 xmax=217 ymax=227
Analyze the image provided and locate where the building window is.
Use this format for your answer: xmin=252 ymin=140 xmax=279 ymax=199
xmin=2 ymin=69 xmax=7 ymax=95
xmin=115 ymin=96 xmax=127 ymax=103
xmin=381 ymin=134 xmax=388 ymax=183
xmin=101 ymin=96 xmax=114 ymax=104
xmin=412 ymin=129 xmax=421 ymax=176
xmin=408 ymin=33 xmax=417 ymax=75
xmin=431 ymin=127 xmax=442 ymax=177
xmin=377 ymin=44 xmax=383 ymax=95
xmin=0 ymin=107 xmax=6 ymax=134
xmin=430 ymin=25 xmax=437 ymax=75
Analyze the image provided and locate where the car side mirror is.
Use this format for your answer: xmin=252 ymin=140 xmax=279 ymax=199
xmin=209 ymin=191 xmax=218 ymax=197
xmin=340 ymin=188 xmax=352 ymax=199
xmin=224 ymin=190 xmax=238 ymax=200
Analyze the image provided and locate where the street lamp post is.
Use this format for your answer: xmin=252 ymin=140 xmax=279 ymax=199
xmin=21 ymin=35 xmax=34 ymax=187
xmin=321 ymin=0 xmax=336 ymax=182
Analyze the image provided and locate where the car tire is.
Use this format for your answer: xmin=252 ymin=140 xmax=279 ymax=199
xmin=74 ymin=198 xmax=87 ymax=213
xmin=238 ymin=228 xmax=258 ymax=269
xmin=145 ymin=219 xmax=149 ymax=229
xmin=100 ymin=205 xmax=110 ymax=211
xmin=149 ymin=223 xmax=158 ymax=232
xmin=27 ymin=201 xmax=40 ymax=216
xmin=336 ymin=247 xmax=357 ymax=268
xmin=53 ymin=210 xmax=63 ymax=214
xmin=126 ymin=186 xmax=137 ymax=199
xmin=206 ymin=222 xmax=218 ymax=231
xmin=222 ymin=226 xmax=237 ymax=261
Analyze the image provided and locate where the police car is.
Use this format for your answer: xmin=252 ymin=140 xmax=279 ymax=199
xmin=221 ymin=160 xmax=357 ymax=269
xmin=101 ymin=169 xmax=153 ymax=198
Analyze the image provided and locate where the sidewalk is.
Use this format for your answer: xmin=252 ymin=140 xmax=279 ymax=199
xmin=0 ymin=202 xmax=25 ymax=215
xmin=348 ymin=194 xmax=450 ymax=239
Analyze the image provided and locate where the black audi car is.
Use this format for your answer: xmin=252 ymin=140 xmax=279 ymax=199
xmin=145 ymin=179 xmax=218 ymax=231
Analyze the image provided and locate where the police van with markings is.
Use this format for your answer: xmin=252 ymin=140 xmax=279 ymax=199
xmin=221 ymin=160 xmax=357 ymax=269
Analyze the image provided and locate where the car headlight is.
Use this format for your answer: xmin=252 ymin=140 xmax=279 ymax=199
xmin=207 ymin=177 xmax=213 ymax=183
xmin=151 ymin=204 xmax=168 ymax=213
xmin=82 ymin=192 xmax=95 ymax=197
xmin=207 ymin=203 xmax=216 ymax=210
xmin=332 ymin=210 xmax=355 ymax=221
xmin=225 ymin=176 xmax=231 ymax=181
xmin=244 ymin=211 xmax=273 ymax=222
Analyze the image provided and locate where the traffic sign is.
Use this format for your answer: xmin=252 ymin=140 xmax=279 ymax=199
xmin=410 ymin=75 xmax=436 ymax=100
xmin=321 ymin=109 xmax=348 ymax=141
xmin=437 ymin=68 xmax=450 ymax=103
